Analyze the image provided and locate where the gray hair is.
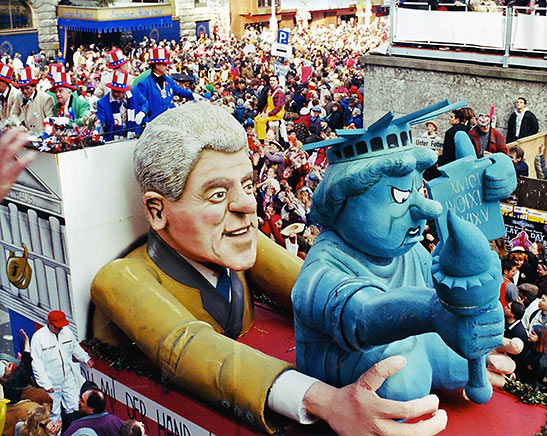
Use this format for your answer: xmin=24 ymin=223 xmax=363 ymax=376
xmin=134 ymin=101 xmax=247 ymax=200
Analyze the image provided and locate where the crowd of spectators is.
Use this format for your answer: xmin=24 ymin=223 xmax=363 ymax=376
xmin=0 ymin=16 xmax=543 ymax=254
xmin=0 ymin=17 xmax=544 ymax=257
xmin=500 ymin=243 xmax=547 ymax=390
xmin=0 ymin=18 xmax=387 ymax=249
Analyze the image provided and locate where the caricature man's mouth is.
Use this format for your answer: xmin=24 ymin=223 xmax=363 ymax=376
xmin=225 ymin=225 xmax=252 ymax=237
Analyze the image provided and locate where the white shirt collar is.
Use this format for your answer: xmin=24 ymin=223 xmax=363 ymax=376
xmin=179 ymin=253 xmax=221 ymax=288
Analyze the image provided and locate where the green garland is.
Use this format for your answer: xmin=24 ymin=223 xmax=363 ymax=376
xmin=82 ymin=338 xmax=175 ymax=391
xmin=501 ymin=378 xmax=547 ymax=436
xmin=501 ymin=378 xmax=547 ymax=406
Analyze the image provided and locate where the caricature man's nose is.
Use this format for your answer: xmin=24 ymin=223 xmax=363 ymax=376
xmin=410 ymin=195 xmax=442 ymax=221
xmin=229 ymin=186 xmax=256 ymax=215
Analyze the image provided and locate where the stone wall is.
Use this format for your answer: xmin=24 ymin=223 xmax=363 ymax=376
xmin=29 ymin=0 xmax=60 ymax=57
xmin=174 ymin=0 xmax=229 ymax=40
xmin=362 ymin=55 xmax=547 ymax=139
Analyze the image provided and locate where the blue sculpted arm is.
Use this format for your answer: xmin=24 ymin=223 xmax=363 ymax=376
xmin=292 ymin=256 xmax=438 ymax=353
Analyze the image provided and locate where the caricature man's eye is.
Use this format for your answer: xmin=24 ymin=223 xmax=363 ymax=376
xmin=209 ymin=190 xmax=227 ymax=202
xmin=392 ymin=187 xmax=410 ymax=204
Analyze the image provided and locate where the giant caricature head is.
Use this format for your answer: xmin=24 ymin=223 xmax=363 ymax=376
xmin=134 ymin=102 xmax=257 ymax=270
xmin=311 ymin=147 xmax=442 ymax=258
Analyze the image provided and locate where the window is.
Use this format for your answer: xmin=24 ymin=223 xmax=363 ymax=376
xmin=386 ymin=134 xmax=398 ymax=148
xmin=370 ymin=136 xmax=383 ymax=152
xmin=258 ymin=0 xmax=280 ymax=8
xmin=0 ymin=0 xmax=32 ymax=30
xmin=355 ymin=141 xmax=367 ymax=155
xmin=343 ymin=145 xmax=354 ymax=159
xmin=400 ymin=131 xmax=408 ymax=146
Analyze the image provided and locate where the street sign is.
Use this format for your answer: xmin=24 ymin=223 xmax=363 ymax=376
xmin=277 ymin=29 xmax=290 ymax=45
xmin=271 ymin=42 xmax=292 ymax=58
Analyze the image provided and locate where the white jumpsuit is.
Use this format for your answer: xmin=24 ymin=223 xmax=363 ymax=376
xmin=30 ymin=326 xmax=90 ymax=422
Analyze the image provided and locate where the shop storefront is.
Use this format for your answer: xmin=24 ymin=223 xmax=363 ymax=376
xmin=57 ymin=3 xmax=179 ymax=54
xmin=0 ymin=0 xmax=38 ymax=59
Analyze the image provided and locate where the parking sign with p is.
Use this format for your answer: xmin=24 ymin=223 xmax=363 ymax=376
xmin=277 ymin=30 xmax=290 ymax=45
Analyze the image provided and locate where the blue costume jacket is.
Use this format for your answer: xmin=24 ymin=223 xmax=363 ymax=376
xmin=96 ymin=89 xmax=149 ymax=141
xmin=136 ymin=73 xmax=194 ymax=121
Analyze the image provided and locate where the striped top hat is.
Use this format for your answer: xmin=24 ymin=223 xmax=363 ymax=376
xmin=148 ymin=47 xmax=170 ymax=64
xmin=51 ymin=72 xmax=76 ymax=91
xmin=14 ymin=67 xmax=39 ymax=87
xmin=47 ymin=63 xmax=65 ymax=79
xmin=106 ymin=70 xmax=131 ymax=92
xmin=0 ymin=63 xmax=14 ymax=84
xmin=107 ymin=49 xmax=128 ymax=69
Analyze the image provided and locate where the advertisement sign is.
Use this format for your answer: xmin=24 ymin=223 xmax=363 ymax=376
xmin=502 ymin=203 xmax=547 ymax=248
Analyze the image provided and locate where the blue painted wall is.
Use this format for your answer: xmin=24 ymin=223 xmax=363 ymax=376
xmin=0 ymin=30 xmax=39 ymax=60
xmin=132 ymin=19 xmax=180 ymax=43
xmin=8 ymin=310 xmax=37 ymax=356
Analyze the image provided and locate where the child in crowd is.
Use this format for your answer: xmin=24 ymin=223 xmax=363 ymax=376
xmin=509 ymin=146 xmax=529 ymax=177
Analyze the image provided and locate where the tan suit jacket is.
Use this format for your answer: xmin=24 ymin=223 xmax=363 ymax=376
xmin=92 ymin=231 xmax=302 ymax=434
xmin=0 ymin=86 xmax=22 ymax=123
xmin=17 ymin=91 xmax=55 ymax=133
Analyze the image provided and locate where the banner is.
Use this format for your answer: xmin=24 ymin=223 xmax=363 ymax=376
xmin=414 ymin=136 xmax=443 ymax=150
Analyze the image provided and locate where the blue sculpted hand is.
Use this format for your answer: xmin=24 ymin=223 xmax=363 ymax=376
xmin=483 ymin=153 xmax=517 ymax=202
xmin=454 ymin=129 xmax=517 ymax=202
xmin=431 ymin=299 xmax=504 ymax=360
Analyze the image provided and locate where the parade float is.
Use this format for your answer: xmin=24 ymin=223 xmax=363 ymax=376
xmin=0 ymin=101 xmax=546 ymax=436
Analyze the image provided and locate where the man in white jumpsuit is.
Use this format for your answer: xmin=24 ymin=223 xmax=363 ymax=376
xmin=30 ymin=310 xmax=95 ymax=422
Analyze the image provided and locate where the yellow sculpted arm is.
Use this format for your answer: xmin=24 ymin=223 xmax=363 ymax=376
xmin=248 ymin=231 xmax=303 ymax=312
xmin=91 ymin=258 xmax=292 ymax=434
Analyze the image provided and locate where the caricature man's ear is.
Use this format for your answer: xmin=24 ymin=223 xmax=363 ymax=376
xmin=143 ymin=192 xmax=168 ymax=231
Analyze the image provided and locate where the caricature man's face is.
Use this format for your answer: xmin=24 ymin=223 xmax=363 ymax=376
xmin=335 ymin=168 xmax=441 ymax=258
xmin=153 ymin=149 xmax=258 ymax=271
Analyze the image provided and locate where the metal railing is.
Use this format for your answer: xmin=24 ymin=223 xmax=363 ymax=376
xmin=386 ymin=2 xmax=547 ymax=68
